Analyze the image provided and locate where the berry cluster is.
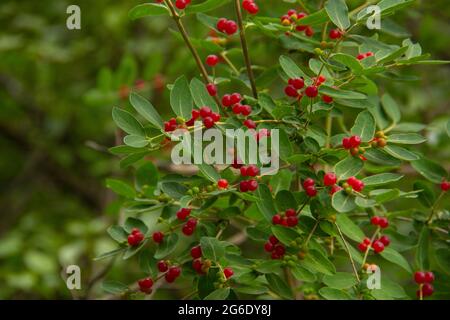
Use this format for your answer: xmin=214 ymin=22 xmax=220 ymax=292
xmin=284 ymin=75 xmax=327 ymax=100
xmin=152 ymin=231 xmax=164 ymax=243
xmin=182 ymin=218 xmax=197 ymax=236
xmin=238 ymin=164 xmax=259 ymax=192
xmin=174 ymin=0 xmax=191 ymax=10
xmin=156 ymin=260 xmax=183 ymax=283
xmin=302 ymin=178 xmax=318 ymax=197
xmin=205 ymin=54 xmax=219 ymax=67
xmin=222 ymin=93 xmax=253 ymax=117
xmin=176 ymin=207 xmax=191 ymax=220
xmin=138 ymin=277 xmax=153 ymax=294
xmin=243 ymin=119 xmax=256 ymax=129
xmin=357 ymin=51 xmax=374 ymax=60
xmin=242 ymin=0 xmax=259 ymax=14
xmin=343 ymin=176 xmax=365 ymax=193
xmin=192 ymin=106 xmax=221 ymax=128
xmin=280 ymin=10 xmax=313 ymax=37
xmin=358 ymin=235 xmax=390 ymax=254
xmin=190 ymin=245 xmax=210 ymax=275
xmin=240 ymin=164 xmax=259 ymax=177
xmin=370 ymin=216 xmax=389 ymax=229
xmin=217 ymin=18 xmax=238 ymax=35
xmin=127 ymin=228 xmax=145 ymax=246
xmin=342 ymin=135 xmax=366 ymax=157
xmin=441 ymin=180 xmax=450 ymax=191
xmin=284 ymin=77 xmax=304 ymax=98
xmin=272 ymin=208 xmax=298 ymax=227
xmin=414 ymin=271 xmax=435 ymax=298
xmin=264 ymin=235 xmax=286 ymax=259
xmin=164 ymin=117 xmax=180 ymax=132
xmin=239 ymin=179 xmax=258 ymax=192
xmin=329 ymin=28 xmax=343 ymax=40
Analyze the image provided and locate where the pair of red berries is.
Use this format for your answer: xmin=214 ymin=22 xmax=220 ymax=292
xmin=302 ymin=178 xmax=318 ymax=197
xmin=239 ymin=179 xmax=258 ymax=192
xmin=217 ymin=18 xmax=238 ymax=35
xmin=174 ymin=0 xmax=191 ymax=10
xmin=264 ymin=236 xmax=286 ymax=259
xmin=329 ymin=28 xmax=343 ymax=39
xmin=284 ymin=77 xmax=305 ymax=98
xmin=182 ymin=218 xmax=197 ymax=236
xmin=156 ymin=260 xmax=181 ymax=282
xmin=272 ymin=208 xmax=298 ymax=227
xmin=357 ymin=51 xmax=374 ymax=60
xmin=370 ymin=216 xmax=389 ymax=229
xmin=243 ymin=119 xmax=256 ymax=129
xmin=342 ymin=135 xmax=362 ymax=149
xmin=358 ymin=235 xmax=390 ymax=253
xmin=217 ymin=178 xmax=229 ymax=189
xmin=414 ymin=271 xmax=435 ymax=297
xmin=200 ymin=106 xmax=222 ymax=128
xmin=189 ymin=245 xmax=207 ymax=274
xmin=242 ymin=0 xmax=259 ymax=14
xmin=240 ymin=164 xmax=259 ymax=177
xmin=232 ymin=103 xmax=252 ymax=116
xmin=222 ymin=92 xmax=242 ymax=107
xmin=205 ymin=54 xmax=219 ymax=67
xmin=138 ymin=277 xmax=153 ymax=294
xmin=347 ymin=176 xmax=365 ymax=192
xmin=176 ymin=207 xmax=191 ymax=220
xmin=441 ymin=180 xmax=450 ymax=191
xmin=127 ymin=228 xmax=145 ymax=246
xmin=164 ymin=118 xmax=179 ymax=132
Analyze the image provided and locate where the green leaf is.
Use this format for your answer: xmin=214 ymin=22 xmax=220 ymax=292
xmin=258 ymin=93 xmax=276 ymax=117
xmin=388 ymin=133 xmax=426 ymax=144
xmin=384 ymin=145 xmax=419 ymax=161
xmin=370 ymin=188 xmax=400 ymax=203
xmin=319 ymin=287 xmax=352 ymax=300
xmin=447 ymin=119 xmax=450 ymax=137
xmin=271 ymin=225 xmax=299 ymax=246
xmin=290 ymin=265 xmax=317 ymax=282
xmin=413 ymin=181 xmax=436 ymax=207
xmin=364 ymin=148 xmax=401 ymax=166
xmin=351 ymin=110 xmax=376 ymax=142
xmin=332 ymin=190 xmax=356 ymax=213
xmin=296 ymin=8 xmax=329 ymax=26
xmin=323 ymin=272 xmax=358 ymax=289
xmin=190 ymin=78 xmax=218 ymax=112
xmin=160 ymin=182 xmax=188 ymax=199
xmin=101 ymin=280 xmax=128 ymax=294
xmin=275 ymin=190 xmax=297 ymax=212
xmin=106 ymin=178 xmax=136 ymax=199
xmin=320 ymin=85 xmax=366 ymax=100
xmin=380 ymin=247 xmax=412 ymax=273
xmin=331 ymin=53 xmax=363 ymax=74
xmin=128 ymin=4 xmax=169 ymax=20
xmin=378 ymin=46 xmax=409 ymax=64
xmin=197 ymin=163 xmax=220 ymax=182
xmin=279 ymin=55 xmax=308 ymax=79
xmin=335 ymin=214 xmax=365 ymax=242
xmin=124 ymin=217 xmax=148 ymax=235
xmin=265 ymin=274 xmax=293 ymax=299
xmin=381 ymin=93 xmax=401 ymax=123
xmin=362 ymin=173 xmax=403 ymax=187
xmin=200 ymin=237 xmax=225 ymax=261
xmin=301 ymin=250 xmax=336 ymax=275
xmin=170 ymin=75 xmax=193 ymax=119
xmin=255 ymin=184 xmax=277 ymax=222
xmin=411 ymin=158 xmax=448 ymax=183
xmin=371 ymin=277 xmax=408 ymax=300
xmin=123 ymin=135 xmax=149 ymax=148
xmin=154 ymin=233 xmax=179 ymax=259
xmin=270 ymin=169 xmax=294 ymax=194
xmin=136 ymin=162 xmax=158 ymax=189
xmin=129 ymin=92 xmax=164 ymax=130
xmin=94 ymin=248 xmax=126 ymax=261
xmin=139 ymin=250 xmax=158 ymax=277
xmin=279 ymin=129 xmax=293 ymax=160
xmin=112 ymin=107 xmax=145 ymax=136
xmin=416 ymin=227 xmax=430 ymax=270
xmin=393 ymin=122 xmax=426 ymax=132
xmin=107 ymin=226 xmax=128 ymax=243
xmin=123 ymin=241 xmax=147 ymax=259
xmin=204 ymin=288 xmax=230 ymax=300
xmin=185 ymin=0 xmax=231 ymax=14
xmin=325 ymin=0 xmax=350 ymax=30
xmin=335 ymin=156 xmax=364 ymax=180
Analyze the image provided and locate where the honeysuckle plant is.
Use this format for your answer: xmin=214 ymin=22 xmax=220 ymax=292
xmin=98 ymin=0 xmax=450 ymax=300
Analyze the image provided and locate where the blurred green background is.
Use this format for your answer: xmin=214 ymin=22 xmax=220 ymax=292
xmin=0 ymin=0 xmax=448 ymax=299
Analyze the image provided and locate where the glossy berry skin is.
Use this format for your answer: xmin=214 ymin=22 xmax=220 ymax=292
xmin=422 ymin=283 xmax=434 ymax=297
xmin=378 ymin=217 xmax=389 ymax=229
xmin=303 ymin=178 xmax=315 ymax=188
xmin=157 ymin=260 xmax=168 ymax=272
xmin=176 ymin=208 xmax=191 ymax=220
xmin=424 ymin=271 xmax=435 ymax=283
xmin=152 ymin=231 xmax=164 ymax=243
xmin=358 ymin=242 xmax=368 ymax=252
xmin=186 ymin=218 xmax=197 ymax=228
xmin=441 ymin=181 xmax=450 ymax=191
xmin=191 ymin=109 xmax=201 ymax=119
xmin=272 ymin=214 xmax=282 ymax=225
xmin=127 ymin=234 xmax=140 ymax=246
xmin=269 ymin=235 xmax=279 ymax=244
xmin=222 ymin=94 xmax=232 ymax=107
xmin=342 ymin=137 xmax=351 ymax=149
xmin=217 ymin=179 xmax=228 ymax=189
xmin=246 ymin=165 xmax=259 ymax=177
xmin=329 ymin=29 xmax=342 ymax=39
xmin=200 ymin=106 xmax=212 ymax=118
xmin=379 ymin=235 xmax=390 ymax=246
xmin=206 ymin=83 xmax=217 ymax=96
xmin=349 ymin=135 xmax=361 ymax=148
xmin=305 ymin=85 xmax=318 ymax=98
xmin=247 ymin=179 xmax=258 ymax=191
xmin=223 ymin=267 xmax=234 ymax=279
xmin=232 ymin=103 xmax=243 ymax=115
xmin=363 ymin=237 xmax=371 ymax=245
xmin=264 ymin=242 xmax=274 ymax=252
xmin=203 ymin=116 xmax=214 ymax=128
xmin=182 ymin=225 xmax=194 ymax=236
xmin=371 ymin=216 xmax=381 ymax=226
xmin=217 ymin=18 xmax=228 ymax=32
xmin=206 ymin=54 xmax=219 ymax=67
xmin=138 ymin=278 xmax=153 ymax=293
xmin=239 ymin=180 xmax=249 ymax=192
xmin=305 ymin=186 xmax=317 ymax=197
xmin=168 ymin=266 xmax=181 ymax=278
xmin=211 ymin=112 xmax=220 ymax=122
xmin=240 ymin=105 xmax=252 ymax=116
xmin=414 ymin=271 xmax=426 ymax=284
xmin=225 ymin=20 xmax=238 ymax=35
xmin=322 ymin=95 xmax=333 ymax=103
xmin=285 ymin=208 xmax=296 ymax=217
xmin=330 ymin=185 xmax=342 ymax=195
xmin=243 ymin=119 xmax=256 ymax=129
xmin=372 ymin=240 xmax=385 ymax=253
xmin=286 ymin=216 xmax=298 ymax=227
xmin=304 ymin=26 xmax=314 ymax=37
xmin=175 ymin=0 xmax=188 ymax=10
xmin=230 ymin=93 xmax=242 ymax=104
xmin=284 ymin=85 xmax=299 ymax=98
xmin=190 ymin=245 xmax=202 ymax=259
xmin=323 ymin=172 xmax=337 ymax=186
xmin=288 ymin=78 xmax=305 ymax=90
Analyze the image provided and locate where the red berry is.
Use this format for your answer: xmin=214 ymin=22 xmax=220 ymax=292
xmin=203 ymin=116 xmax=214 ymax=128
xmin=317 ymin=75 xmax=326 ymax=84
xmin=264 ymin=242 xmax=274 ymax=252
xmin=269 ymin=235 xmax=279 ymax=245
xmin=347 ymin=176 xmax=358 ymax=187
xmin=192 ymin=259 xmax=203 ymax=273
xmin=349 ymin=135 xmax=362 ymax=148
xmin=371 ymin=216 xmax=381 ymax=226
xmin=330 ymin=185 xmax=342 ymax=194
xmin=284 ymin=85 xmax=299 ymax=98
xmin=305 ymin=186 xmax=317 ymax=197
xmin=271 ymin=251 xmax=281 ymax=259
xmin=285 ymin=208 xmax=296 ymax=217
xmin=200 ymin=106 xmax=212 ymax=118
xmin=272 ymin=214 xmax=282 ymax=225
xmin=424 ymin=271 xmax=435 ymax=283
xmin=239 ymin=180 xmax=249 ymax=192
xmin=441 ymin=181 xmax=450 ymax=191
xmin=223 ymin=267 xmax=234 ymax=279
xmin=342 ymin=137 xmax=351 ymax=149
xmin=305 ymin=85 xmax=318 ymax=98
xmin=378 ymin=217 xmax=389 ymax=229
xmin=217 ymin=179 xmax=229 ymax=189
xmin=303 ymin=178 xmax=315 ymax=188
xmin=352 ymin=180 xmax=365 ymax=192
xmin=206 ymin=54 xmax=219 ymax=67
xmin=372 ymin=240 xmax=385 ymax=253
xmin=182 ymin=225 xmax=194 ymax=236
xmin=422 ymin=283 xmax=434 ymax=297
xmin=222 ymin=94 xmax=232 ymax=107
xmin=138 ymin=278 xmax=153 ymax=293
xmin=157 ymin=260 xmax=168 ymax=272
xmin=127 ymin=234 xmax=139 ymax=246
xmin=177 ymin=208 xmax=191 ymax=220
xmin=247 ymin=180 xmax=258 ymax=191
xmin=206 ymin=83 xmax=217 ymax=96
xmin=357 ymin=53 xmax=365 ymax=60
xmin=329 ymin=29 xmax=342 ymax=39
xmin=191 ymin=109 xmax=201 ymax=119
xmin=152 ymin=231 xmax=164 ymax=243
xmin=168 ymin=266 xmax=181 ymax=278
xmin=230 ymin=93 xmax=242 ymax=104
xmin=288 ymin=78 xmax=305 ymax=90
xmin=324 ymin=172 xmax=337 ymax=186
xmin=244 ymin=119 xmax=256 ymax=129
xmin=186 ymin=218 xmax=197 ymax=228
xmin=240 ymin=105 xmax=252 ymax=116
xmin=217 ymin=18 xmax=228 ymax=32
xmin=304 ymin=26 xmax=314 ymax=37
xmin=211 ymin=112 xmax=221 ymax=122
xmin=379 ymin=235 xmax=390 ymax=246
xmin=225 ymin=20 xmax=238 ymax=35
xmin=190 ymin=245 xmax=202 ymax=259
xmin=175 ymin=0 xmax=187 ymax=10
xmin=274 ymin=245 xmax=286 ymax=256
xmin=358 ymin=242 xmax=368 ymax=252
xmin=363 ymin=237 xmax=371 ymax=245
xmin=322 ymin=94 xmax=333 ymax=103
xmin=246 ymin=165 xmax=259 ymax=177
xmin=366 ymin=51 xmax=374 ymax=57
xmin=232 ymin=103 xmax=243 ymax=115
xmin=286 ymin=216 xmax=298 ymax=227
xmin=414 ymin=271 xmax=426 ymax=284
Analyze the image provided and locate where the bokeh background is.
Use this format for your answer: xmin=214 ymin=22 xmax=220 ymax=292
xmin=0 ymin=0 xmax=448 ymax=299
